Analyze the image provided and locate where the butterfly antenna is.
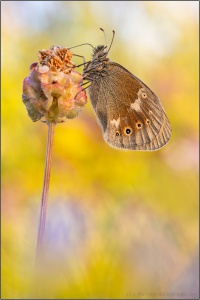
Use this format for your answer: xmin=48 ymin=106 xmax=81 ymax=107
xmin=100 ymin=28 xmax=108 ymax=48
xmin=69 ymin=43 xmax=95 ymax=50
xmin=107 ymin=30 xmax=115 ymax=54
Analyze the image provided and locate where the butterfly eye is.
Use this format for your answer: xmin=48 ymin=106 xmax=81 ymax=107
xmin=124 ymin=127 xmax=132 ymax=135
xmin=115 ymin=131 xmax=120 ymax=137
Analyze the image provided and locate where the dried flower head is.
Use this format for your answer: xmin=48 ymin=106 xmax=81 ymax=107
xmin=22 ymin=46 xmax=87 ymax=123
xmin=38 ymin=46 xmax=76 ymax=74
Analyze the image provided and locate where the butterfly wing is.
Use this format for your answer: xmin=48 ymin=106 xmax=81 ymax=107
xmin=88 ymin=62 xmax=172 ymax=151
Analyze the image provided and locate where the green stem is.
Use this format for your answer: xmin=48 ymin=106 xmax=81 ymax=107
xmin=36 ymin=122 xmax=55 ymax=263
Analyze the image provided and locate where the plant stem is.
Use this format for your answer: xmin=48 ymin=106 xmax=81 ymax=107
xmin=36 ymin=122 xmax=55 ymax=263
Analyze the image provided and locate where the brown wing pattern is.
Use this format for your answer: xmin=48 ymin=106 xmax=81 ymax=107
xmin=88 ymin=62 xmax=172 ymax=151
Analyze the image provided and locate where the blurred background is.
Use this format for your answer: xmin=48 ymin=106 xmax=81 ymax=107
xmin=2 ymin=1 xmax=199 ymax=299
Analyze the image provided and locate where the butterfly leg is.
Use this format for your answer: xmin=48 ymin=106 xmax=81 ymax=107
xmin=74 ymin=81 xmax=91 ymax=100
xmin=73 ymin=54 xmax=86 ymax=66
xmin=76 ymin=60 xmax=92 ymax=69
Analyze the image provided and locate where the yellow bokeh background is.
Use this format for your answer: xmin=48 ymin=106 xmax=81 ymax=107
xmin=2 ymin=2 xmax=199 ymax=299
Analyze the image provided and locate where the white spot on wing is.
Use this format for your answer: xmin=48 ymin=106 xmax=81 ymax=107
xmin=131 ymin=98 xmax=141 ymax=112
xmin=110 ymin=117 xmax=120 ymax=128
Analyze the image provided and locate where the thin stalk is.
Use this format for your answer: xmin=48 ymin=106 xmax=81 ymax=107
xmin=36 ymin=122 xmax=55 ymax=263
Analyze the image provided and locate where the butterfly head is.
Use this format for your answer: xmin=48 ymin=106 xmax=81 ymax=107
xmin=92 ymin=45 xmax=108 ymax=60
xmin=83 ymin=30 xmax=114 ymax=80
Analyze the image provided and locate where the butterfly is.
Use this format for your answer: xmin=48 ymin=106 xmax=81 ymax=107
xmin=81 ymin=29 xmax=172 ymax=151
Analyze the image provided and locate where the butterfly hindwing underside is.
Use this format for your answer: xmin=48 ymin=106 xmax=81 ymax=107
xmin=84 ymin=43 xmax=172 ymax=151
